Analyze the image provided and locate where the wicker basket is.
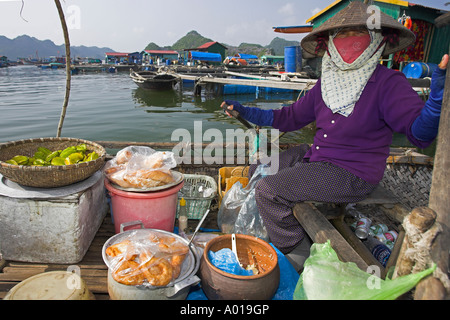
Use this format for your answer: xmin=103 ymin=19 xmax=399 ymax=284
xmin=176 ymin=174 xmax=217 ymax=219
xmin=0 ymin=137 xmax=106 ymax=188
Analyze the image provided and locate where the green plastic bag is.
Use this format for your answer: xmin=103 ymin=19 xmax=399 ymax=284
xmin=293 ymin=240 xmax=435 ymax=300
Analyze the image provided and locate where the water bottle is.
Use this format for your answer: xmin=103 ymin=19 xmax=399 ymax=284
xmin=362 ymin=236 xmax=391 ymax=267
xmin=178 ymin=197 xmax=188 ymax=233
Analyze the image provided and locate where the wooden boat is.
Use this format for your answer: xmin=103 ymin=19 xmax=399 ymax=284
xmin=130 ymin=70 xmax=178 ymax=90
xmin=0 ymin=141 xmax=442 ymax=300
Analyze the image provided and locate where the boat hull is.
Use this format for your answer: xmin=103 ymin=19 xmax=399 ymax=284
xmin=130 ymin=71 xmax=178 ymax=90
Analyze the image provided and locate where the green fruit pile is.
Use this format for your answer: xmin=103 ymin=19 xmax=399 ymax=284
xmin=4 ymin=144 xmax=99 ymax=166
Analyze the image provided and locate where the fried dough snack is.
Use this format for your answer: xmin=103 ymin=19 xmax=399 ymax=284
xmin=106 ymin=232 xmax=189 ymax=287
xmin=104 ymin=146 xmax=177 ymax=190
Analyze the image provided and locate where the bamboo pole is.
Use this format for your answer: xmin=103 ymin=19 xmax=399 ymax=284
xmin=54 ymin=0 xmax=71 ymax=138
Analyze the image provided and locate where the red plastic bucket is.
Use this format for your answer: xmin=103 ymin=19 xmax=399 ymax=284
xmin=105 ymin=178 xmax=184 ymax=233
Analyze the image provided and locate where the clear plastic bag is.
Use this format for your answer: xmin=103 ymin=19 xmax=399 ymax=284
xmin=104 ymin=146 xmax=177 ymax=189
xmin=293 ymin=240 xmax=436 ymax=300
xmin=105 ymin=230 xmax=189 ymax=287
xmin=218 ymin=165 xmax=270 ymax=241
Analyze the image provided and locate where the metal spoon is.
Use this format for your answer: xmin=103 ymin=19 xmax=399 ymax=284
xmin=187 ymin=209 xmax=210 ymax=247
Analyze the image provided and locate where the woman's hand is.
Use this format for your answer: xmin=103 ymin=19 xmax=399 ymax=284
xmin=438 ymin=54 xmax=448 ymax=70
xmin=220 ymin=101 xmax=233 ymax=117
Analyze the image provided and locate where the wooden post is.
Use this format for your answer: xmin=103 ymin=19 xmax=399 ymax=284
xmin=415 ymin=40 xmax=450 ymax=298
xmin=54 ymin=0 xmax=71 ymax=138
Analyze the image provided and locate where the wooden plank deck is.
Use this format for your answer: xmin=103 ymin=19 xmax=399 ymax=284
xmin=0 ymin=208 xmax=220 ymax=300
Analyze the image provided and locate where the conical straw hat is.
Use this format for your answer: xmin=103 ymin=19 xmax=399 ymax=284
xmin=301 ymin=1 xmax=415 ymax=56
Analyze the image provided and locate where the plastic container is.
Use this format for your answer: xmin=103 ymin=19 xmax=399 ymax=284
xmin=402 ymin=62 xmax=437 ymax=78
xmin=178 ymin=197 xmax=188 ymax=233
xmin=284 ymin=46 xmax=302 ymax=73
xmin=177 ymin=174 xmax=217 ymax=219
xmin=4 ymin=271 xmax=95 ymax=300
xmin=199 ymin=233 xmax=280 ymax=300
xmin=105 ymin=178 xmax=184 ymax=233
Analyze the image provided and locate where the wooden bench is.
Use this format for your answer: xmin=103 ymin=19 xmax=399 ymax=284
xmin=293 ymin=185 xmax=406 ymax=277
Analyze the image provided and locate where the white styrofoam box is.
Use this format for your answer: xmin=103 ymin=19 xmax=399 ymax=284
xmin=0 ymin=173 xmax=108 ymax=263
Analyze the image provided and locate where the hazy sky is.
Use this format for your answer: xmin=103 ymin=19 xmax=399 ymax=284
xmin=0 ymin=0 xmax=448 ymax=52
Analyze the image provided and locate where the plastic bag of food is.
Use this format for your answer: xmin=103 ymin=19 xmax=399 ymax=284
xmin=293 ymin=240 xmax=436 ymax=300
xmin=217 ymin=164 xmax=269 ymax=241
xmin=105 ymin=230 xmax=189 ymax=287
xmin=104 ymin=146 xmax=177 ymax=189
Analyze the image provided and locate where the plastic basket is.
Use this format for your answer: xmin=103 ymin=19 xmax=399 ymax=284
xmin=176 ymin=174 xmax=217 ymax=219
xmin=218 ymin=166 xmax=249 ymax=207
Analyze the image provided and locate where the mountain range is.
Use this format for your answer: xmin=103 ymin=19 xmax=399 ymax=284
xmin=0 ymin=35 xmax=113 ymax=61
xmin=0 ymin=31 xmax=299 ymax=61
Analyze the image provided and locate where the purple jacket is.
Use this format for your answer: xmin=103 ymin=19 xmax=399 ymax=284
xmin=272 ymin=65 xmax=431 ymax=185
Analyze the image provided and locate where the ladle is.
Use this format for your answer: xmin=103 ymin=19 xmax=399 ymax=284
xmin=231 ymin=233 xmax=242 ymax=266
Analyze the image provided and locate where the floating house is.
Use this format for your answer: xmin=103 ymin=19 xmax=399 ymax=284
xmin=105 ymin=52 xmax=130 ymax=64
xmin=128 ymin=52 xmax=143 ymax=65
xmin=0 ymin=56 xmax=7 ymax=68
xmin=303 ymin=0 xmax=449 ymax=68
xmin=260 ymin=55 xmax=284 ymax=66
xmin=184 ymin=41 xmax=228 ymax=65
xmin=141 ymin=50 xmax=179 ymax=65
xmin=196 ymin=41 xmax=227 ymax=61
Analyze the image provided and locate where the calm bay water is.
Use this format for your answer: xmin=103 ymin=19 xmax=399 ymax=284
xmin=0 ymin=65 xmax=308 ymax=146
xmin=0 ymin=65 xmax=430 ymax=155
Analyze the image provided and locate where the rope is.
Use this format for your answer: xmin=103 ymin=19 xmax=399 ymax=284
xmin=402 ymin=215 xmax=450 ymax=292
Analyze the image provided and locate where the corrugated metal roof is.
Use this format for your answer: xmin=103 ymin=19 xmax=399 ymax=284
xmin=105 ymin=52 xmax=129 ymax=56
xmin=197 ymin=41 xmax=217 ymax=49
xmin=144 ymin=50 xmax=178 ymax=55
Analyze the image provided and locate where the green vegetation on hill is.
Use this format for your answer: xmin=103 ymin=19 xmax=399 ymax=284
xmin=1 ymin=30 xmax=301 ymax=61
xmin=144 ymin=30 xmax=300 ymax=58
xmin=171 ymin=30 xmax=213 ymax=51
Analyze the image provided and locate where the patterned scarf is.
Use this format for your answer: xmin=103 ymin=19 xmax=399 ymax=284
xmin=321 ymin=31 xmax=386 ymax=117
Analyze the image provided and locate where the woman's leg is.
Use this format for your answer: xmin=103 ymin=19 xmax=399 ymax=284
xmin=255 ymin=161 xmax=377 ymax=254
xmin=248 ymin=144 xmax=310 ymax=177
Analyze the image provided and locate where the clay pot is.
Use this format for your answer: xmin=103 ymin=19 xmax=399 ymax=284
xmin=199 ymin=234 xmax=280 ymax=300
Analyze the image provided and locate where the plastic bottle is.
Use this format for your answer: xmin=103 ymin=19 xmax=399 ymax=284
xmin=362 ymin=236 xmax=391 ymax=267
xmin=178 ymin=197 xmax=188 ymax=233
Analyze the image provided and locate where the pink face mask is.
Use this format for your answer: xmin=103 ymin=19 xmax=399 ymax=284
xmin=333 ymin=34 xmax=371 ymax=63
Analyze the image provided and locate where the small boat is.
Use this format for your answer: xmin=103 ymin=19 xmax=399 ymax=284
xmin=130 ymin=70 xmax=178 ymax=90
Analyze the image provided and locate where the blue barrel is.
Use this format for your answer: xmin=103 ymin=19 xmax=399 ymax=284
xmin=284 ymin=46 xmax=302 ymax=73
xmin=402 ymin=62 xmax=437 ymax=78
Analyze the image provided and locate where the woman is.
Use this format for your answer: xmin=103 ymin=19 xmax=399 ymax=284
xmin=221 ymin=2 xmax=447 ymax=269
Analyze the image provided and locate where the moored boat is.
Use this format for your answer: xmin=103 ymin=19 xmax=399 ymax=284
xmin=130 ymin=70 xmax=178 ymax=90
xmin=0 ymin=141 xmax=440 ymax=300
